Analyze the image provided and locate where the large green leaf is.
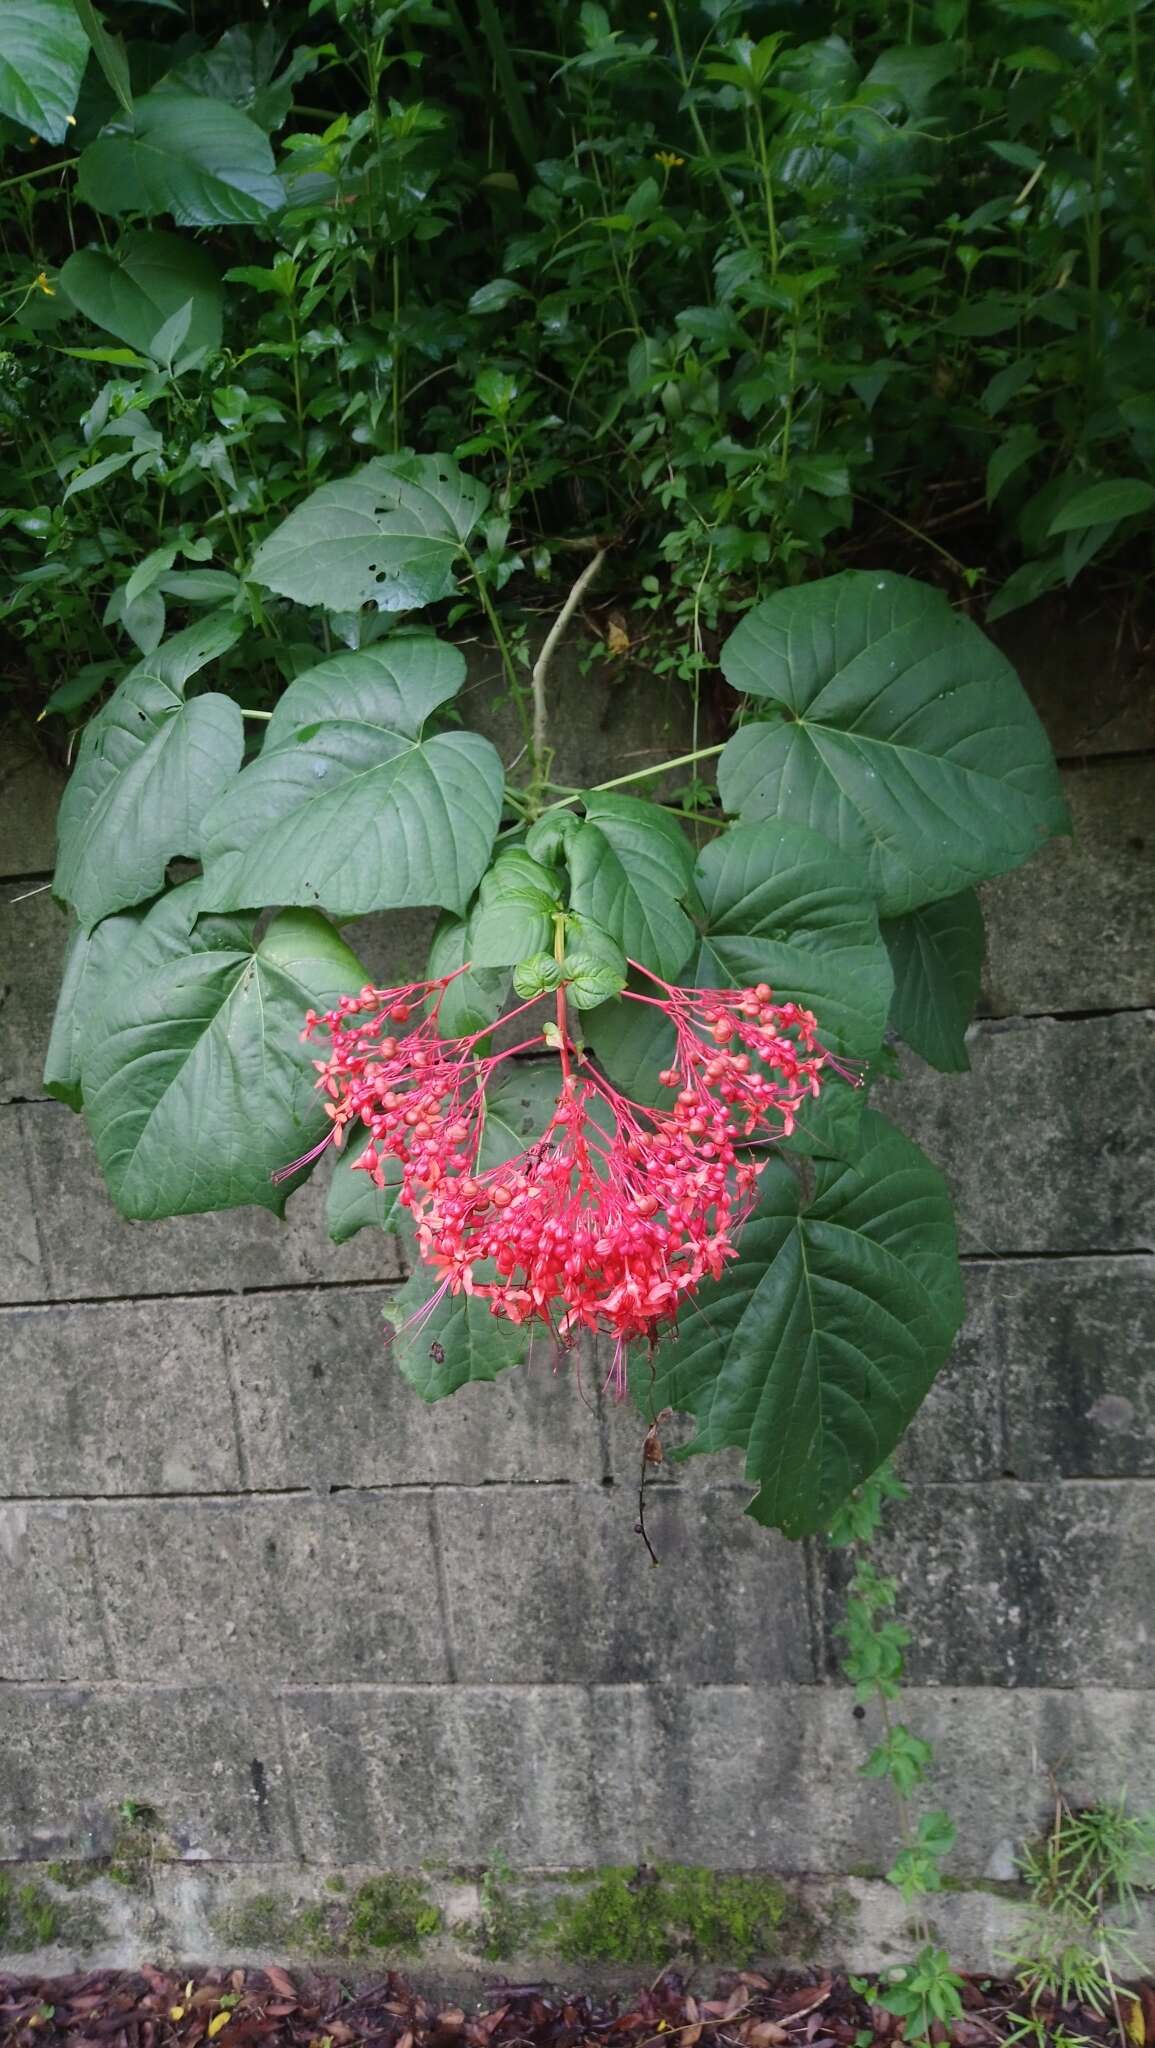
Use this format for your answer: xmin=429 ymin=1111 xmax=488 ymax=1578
xmin=43 ymin=909 xmax=144 ymax=1111
xmin=250 ymin=455 xmax=489 ymax=614
xmin=263 ymin=636 xmax=464 ymax=751
xmin=387 ymin=1275 xmax=528 ymax=1402
xmin=693 ymin=818 xmax=893 ymax=1061
xmin=554 ymin=792 xmax=697 ymax=979
xmin=881 ymin=889 xmax=984 ymax=1073
xmin=427 ymin=910 xmax=509 ymax=1038
xmin=0 ymin=0 xmax=89 ymax=143
xmin=54 ymin=623 xmax=245 ymax=932
xmin=586 ymin=816 xmax=891 ymax=1159
xmin=470 ymin=848 xmax=564 ymax=968
xmin=59 ymin=230 xmax=223 ymax=360
xmin=718 ymin=570 xmax=1070 ymax=916
xmin=156 ymin=23 xmax=308 ymax=132
xmin=641 ymin=1110 xmax=963 ymax=1537
xmin=197 ymin=646 xmax=503 ymax=920
xmin=77 ymin=92 xmax=284 ymax=226
xmin=326 ymin=1142 xmax=403 ymax=1243
xmin=82 ymin=908 xmax=367 ymax=1219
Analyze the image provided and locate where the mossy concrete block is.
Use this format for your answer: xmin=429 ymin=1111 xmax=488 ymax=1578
xmin=87 ymin=1493 xmax=449 ymax=1684
xmin=0 ymin=1503 xmax=109 ymax=1681
xmin=898 ymin=1254 xmax=1155 ymax=1483
xmin=992 ymin=599 xmax=1155 ymax=757
xmin=0 ymin=1110 xmax=47 ymax=1303
xmin=226 ymin=1285 xmax=605 ymax=1490
xmin=0 ymin=743 xmax=65 ymax=880
xmin=0 ymin=889 xmax=71 ymax=1105
xmin=436 ymin=1484 xmax=813 ymax=1685
xmin=980 ymin=757 xmax=1154 ymax=1017
xmin=627 ymin=1683 xmax=1155 ymax=1878
xmin=878 ymin=1013 xmax=1153 ymax=1253
xmin=818 ymin=1480 xmax=1155 ymax=1688
xmin=7 ymin=1103 xmax=403 ymax=1301
xmin=0 ymin=1685 xmax=295 ymax=1860
xmin=989 ymin=1254 xmax=1155 ymax=1477
xmin=0 ymin=1297 xmax=241 ymax=1496
xmin=280 ymin=1684 xmax=638 ymax=1866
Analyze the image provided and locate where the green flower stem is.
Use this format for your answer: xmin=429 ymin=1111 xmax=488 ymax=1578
xmin=241 ymin=708 xmax=273 ymax=721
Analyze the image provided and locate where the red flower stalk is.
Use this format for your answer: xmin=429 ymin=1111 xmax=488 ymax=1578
xmin=288 ymin=965 xmax=853 ymax=1392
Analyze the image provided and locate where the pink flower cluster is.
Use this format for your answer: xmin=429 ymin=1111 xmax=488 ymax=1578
xmin=290 ymin=967 xmax=847 ymax=1390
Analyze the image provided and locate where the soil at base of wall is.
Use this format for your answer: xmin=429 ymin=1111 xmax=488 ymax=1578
xmin=2 ymin=1964 xmax=1151 ymax=2048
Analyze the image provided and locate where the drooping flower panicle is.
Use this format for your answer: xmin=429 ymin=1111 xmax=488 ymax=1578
xmin=288 ymin=965 xmax=853 ymax=1390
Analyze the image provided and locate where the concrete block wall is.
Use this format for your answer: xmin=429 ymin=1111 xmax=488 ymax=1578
xmin=0 ymin=618 xmax=1152 ymax=1979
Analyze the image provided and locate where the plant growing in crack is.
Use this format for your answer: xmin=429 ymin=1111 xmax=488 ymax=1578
xmin=831 ymin=1465 xmax=967 ymax=2045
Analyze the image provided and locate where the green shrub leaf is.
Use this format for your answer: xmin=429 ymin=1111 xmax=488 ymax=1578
xmin=718 ymin=570 xmax=1070 ymax=916
xmin=562 ymin=791 xmax=696 ymax=979
xmin=1046 ymin=477 xmax=1155 ymax=534
xmin=54 ymin=622 xmax=245 ymax=931
xmin=59 ymin=230 xmax=223 ymax=360
xmin=693 ymin=818 xmax=893 ymax=1062
xmin=43 ymin=908 xmax=145 ymax=1111
xmin=387 ymin=1277 xmax=528 ymax=1401
xmin=0 ymin=0 xmax=89 ymax=143
xmin=326 ymin=1143 xmax=403 ymax=1243
xmin=250 ymin=454 xmax=489 ymax=613
xmin=82 ymin=907 xmax=367 ymax=1218
xmin=881 ymin=889 xmax=985 ymax=1072
xmin=638 ymin=1110 xmax=963 ymax=1537
xmin=77 ymin=92 xmax=285 ymax=225
xmin=197 ymin=644 xmax=503 ymax=919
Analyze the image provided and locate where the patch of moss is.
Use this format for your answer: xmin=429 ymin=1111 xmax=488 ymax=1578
xmin=0 ymin=1874 xmax=106 ymax=1955
xmin=545 ymin=1865 xmax=790 ymax=1966
xmin=219 ymin=1893 xmax=334 ymax=1955
xmin=347 ymin=1876 xmax=442 ymax=1955
xmin=44 ymin=1861 xmax=98 ymax=1891
xmin=476 ymin=1862 xmax=551 ymax=1963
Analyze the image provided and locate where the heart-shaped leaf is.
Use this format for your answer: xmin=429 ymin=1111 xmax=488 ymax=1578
xmin=542 ymin=791 xmax=696 ymax=979
xmin=59 ymin=231 xmax=223 ymax=360
xmin=263 ymin=635 xmax=465 ymax=751
xmin=250 ymin=454 xmax=489 ymax=614
xmin=718 ymin=570 xmax=1070 ymax=916
xmin=77 ymin=93 xmax=285 ymax=226
xmin=694 ymin=818 xmax=894 ymax=1060
xmin=197 ymin=643 xmax=503 ymax=920
xmin=881 ymin=889 xmax=984 ymax=1072
xmin=82 ymin=908 xmax=367 ymax=1219
xmin=43 ymin=909 xmax=145 ymax=1111
xmin=641 ymin=1110 xmax=963 ymax=1536
xmin=0 ymin=0 xmax=89 ymax=143
xmin=54 ymin=622 xmax=245 ymax=932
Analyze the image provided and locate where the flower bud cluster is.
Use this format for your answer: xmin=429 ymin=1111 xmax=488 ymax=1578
xmin=293 ymin=965 xmax=848 ymax=1389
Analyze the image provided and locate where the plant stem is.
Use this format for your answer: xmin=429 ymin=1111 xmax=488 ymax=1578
xmin=534 ymin=741 xmax=725 ymax=821
xmin=241 ymin=708 xmax=273 ymax=721
xmin=0 ymin=157 xmax=79 ymax=197
xmin=661 ymin=0 xmax=755 ymax=253
xmin=472 ymin=566 xmax=531 ymax=747
xmin=529 ymin=545 xmax=607 ymax=801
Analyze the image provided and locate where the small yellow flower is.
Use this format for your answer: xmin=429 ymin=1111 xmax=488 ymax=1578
xmin=654 ymin=151 xmax=684 ymax=169
xmin=67 ymin=115 xmax=77 ymax=126
xmin=35 ymin=271 xmax=55 ymax=297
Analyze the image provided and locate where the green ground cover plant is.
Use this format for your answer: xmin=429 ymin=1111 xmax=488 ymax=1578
xmin=0 ymin=0 xmax=1098 ymax=1537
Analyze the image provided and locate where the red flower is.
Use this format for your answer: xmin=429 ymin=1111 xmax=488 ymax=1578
xmin=286 ymin=964 xmax=854 ymax=1391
